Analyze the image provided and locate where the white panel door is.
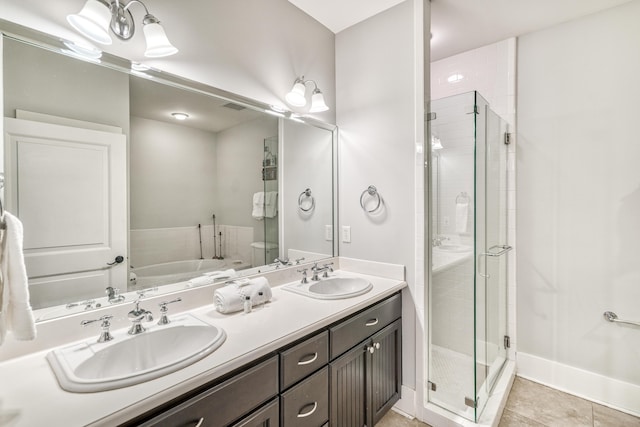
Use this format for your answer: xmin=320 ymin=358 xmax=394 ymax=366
xmin=4 ymin=118 xmax=127 ymax=308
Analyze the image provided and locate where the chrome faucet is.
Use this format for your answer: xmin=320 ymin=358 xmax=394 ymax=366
xmin=271 ymin=257 xmax=291 ymax=269
xmin=106 ymin=286 xmax=125 ymax=304
xmin=432 ymin=235 xmax=449 ymax=247
xmin=311 ymin=262 xmax=332 ymax=281
xmin=128 ymin=298 xmax=154 ymax=335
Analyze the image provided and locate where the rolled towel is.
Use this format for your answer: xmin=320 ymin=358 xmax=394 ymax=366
xmin=203 ymin=268 xmax=237 ymax=280
xmin=214 ymin=277 xmax=272 ymax=314
xmin=186 ymin=275 xmax=216 ymax=288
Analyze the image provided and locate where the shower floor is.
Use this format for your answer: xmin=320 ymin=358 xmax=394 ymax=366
xmin=429 ymin=345 xmax=482 ymax=418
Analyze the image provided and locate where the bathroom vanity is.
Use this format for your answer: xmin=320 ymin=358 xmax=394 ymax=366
xmin=0 ymin=261 xmax=406 ymax=427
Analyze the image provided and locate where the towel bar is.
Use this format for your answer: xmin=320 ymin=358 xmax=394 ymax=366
xmin=603 ymin=311 xmax=640 ymax=327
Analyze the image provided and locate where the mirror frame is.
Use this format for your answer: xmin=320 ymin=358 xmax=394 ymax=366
xmin=0 ymin=18 xmax=340 ymax=321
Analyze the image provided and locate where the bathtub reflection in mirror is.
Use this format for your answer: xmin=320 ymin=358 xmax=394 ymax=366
xmin=1 ymin=27 xmax=336 ymax=321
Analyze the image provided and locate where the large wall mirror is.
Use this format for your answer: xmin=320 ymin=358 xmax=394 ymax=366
xmin=1 ymin=22 xmax=337 ymax=321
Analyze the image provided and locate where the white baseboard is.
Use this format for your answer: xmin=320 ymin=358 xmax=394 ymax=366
xmin=517 ymin=352 xmax=640 ymax=417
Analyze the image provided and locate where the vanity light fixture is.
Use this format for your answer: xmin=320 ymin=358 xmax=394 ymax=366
xmin=285 ymin=76 xmax=329 ymax=112
xmin=171 ymin=112 xmax=189 ymax=121
xmin=67 ymin=0 xmax=178 ymax=58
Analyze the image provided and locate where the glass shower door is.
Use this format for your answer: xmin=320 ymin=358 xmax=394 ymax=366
xmin=427 ymin=91 xmax=509 ymax=422
xmin=474 ymin=97 xmax=509 ymax=418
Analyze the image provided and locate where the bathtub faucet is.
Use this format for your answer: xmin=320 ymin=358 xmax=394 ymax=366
xmin=127 ymin=297 xmax=154 ymax=335
xmin=272 ymin=257 xmax=291 ymax=268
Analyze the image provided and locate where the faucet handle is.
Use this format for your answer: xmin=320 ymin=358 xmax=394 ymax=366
xmin=81 ymin=315 xmax=114 ymax=343
xmin=322 ymin=262 xmax=334 ymax=277
xmin=158 ymin=297 xmax=182 ymax=325
xmin=297 ymin=268 xmax=309 ymax=284
xmin=295 ymin=257 xmax=305 ymax=265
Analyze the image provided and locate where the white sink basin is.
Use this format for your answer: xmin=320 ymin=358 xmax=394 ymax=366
xmin=436 ymin=244 xmax=472 ymax=253
xmin=47 ymin=314 xmax=226 ymax=393
xmin=284 ymin=276 xmax=373 ymax=300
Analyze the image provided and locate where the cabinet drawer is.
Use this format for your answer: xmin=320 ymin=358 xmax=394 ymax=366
xmin=280 ymin=331 xmax=328 ymax=390
xmin=281 ymin=366 xmax=329 ymax=427
xmin=329 ymin=293 xmax=401 ymax=359
xmin=139 ymin=356 xmax=278 ymax=427
xmin=232 ymin=398 xmax=279 ymax=427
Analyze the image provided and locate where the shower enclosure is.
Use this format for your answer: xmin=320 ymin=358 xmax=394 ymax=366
xmin=427 ymin=91 xmax=510 ymax=422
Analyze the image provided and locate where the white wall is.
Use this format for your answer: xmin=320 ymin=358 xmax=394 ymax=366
xmin=336 ymin=0 xmax=424 ymax=393
xmin=517 ymin=0 xmax=640 ymax=415
xmin=3 ymin=39 xmax=129 ymax=132
xmin=130 ymin=116 xmax=217 ymax=229
xmin=281 ymin=120 xmax=333 ymax=259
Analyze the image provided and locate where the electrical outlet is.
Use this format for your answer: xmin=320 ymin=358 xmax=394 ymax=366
xmin=341 ymin=226 xmax=351 ymax=243
xmin=325 ymin=225 xmax=333 ymax=241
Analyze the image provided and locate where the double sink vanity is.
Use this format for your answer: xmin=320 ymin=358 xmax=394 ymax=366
xmin=0 ymin=258 xmax=406 ymax=427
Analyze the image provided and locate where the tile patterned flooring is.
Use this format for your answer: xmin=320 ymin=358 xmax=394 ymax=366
xmin=376 ymin=377 xmax=640 ymax=427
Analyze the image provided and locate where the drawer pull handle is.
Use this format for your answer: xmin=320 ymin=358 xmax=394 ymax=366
xmin=297 ymin=352 xmax=319 ymax=365
xmin=193 ymin=418 xmax=205 ymax=427
xmin=365 ymin=318 xmax=379 ymax=327
xmin=297 ymin=401 xmax=318 ymax=418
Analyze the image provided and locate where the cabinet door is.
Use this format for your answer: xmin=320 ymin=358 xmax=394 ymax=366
xmin=232 ymin=398 xmax=279 ymax=427
xmin=370 ymin=319 xmax=402 ymax=426
xmin=329 ymin=341 xmax=369 ymax=427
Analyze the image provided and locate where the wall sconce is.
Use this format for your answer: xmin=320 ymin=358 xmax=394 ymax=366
xmin=67 ymin=0 xmax=178 ymax=58
xmin=285 ymin=76 xmax=329 ymax=112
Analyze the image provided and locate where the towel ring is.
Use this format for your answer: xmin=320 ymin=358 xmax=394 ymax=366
xmin=298 ymin=188 xmax=315 ymax=212
xmin=360 ymin=185 xmax=382 ymax=213
xmin=455 ymin=191 xmax=470 ymax=204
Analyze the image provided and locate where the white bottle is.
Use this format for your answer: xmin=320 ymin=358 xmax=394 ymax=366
xmin=243 ymin=296 xmax=252 ymax=314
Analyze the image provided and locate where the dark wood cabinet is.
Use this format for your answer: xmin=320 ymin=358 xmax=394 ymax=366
xmin=329 ymin=319 xmax=402 ymax=427
xmin=126 ymin=292 xmax=401 ymax=427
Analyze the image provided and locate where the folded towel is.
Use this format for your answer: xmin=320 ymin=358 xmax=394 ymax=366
xmin=186 ymin=275 xmax=216 ymax=288
xmin=203 ymin=268 xmax=237 ymax=280
xmin=265 ymin=191 xmax=278 ymax=218
xmin=456 ymin=201 xmax=469 ymax=233
xmin=252 ymin=192 xmax=265 ymax=220
xmin=214 ymin=277 xmax=272 ymax=314
xmin=0 ymin=212 xmax=36 ymax=344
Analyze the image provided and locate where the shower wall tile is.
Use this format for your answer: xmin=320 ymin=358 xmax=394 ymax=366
xmin=130 ymin=224 xmax=254 ymax=268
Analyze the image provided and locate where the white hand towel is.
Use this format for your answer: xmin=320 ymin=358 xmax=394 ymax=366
xmin=455 ymin=201 xmax=469 ymax=234
xmin=214 ymin=277 xmax=272 ymax=314
xmin=203 ymin=268 xmax=237 ymax=280
xmin=0 ymin=212 xmax=36 ymax=344
xmin=252 ymin=192 xmax=265 ymax=220
xmin=186 ymin=275 xmax=216 ymax=288
xmin=265 ymin=191 xmax=278 ymax=218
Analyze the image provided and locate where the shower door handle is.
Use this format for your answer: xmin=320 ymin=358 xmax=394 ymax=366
xmin=485 ymin=245 xmax=513 ymax=257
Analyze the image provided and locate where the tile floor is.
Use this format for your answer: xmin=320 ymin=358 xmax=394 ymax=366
xmin=376 ymin=377 xmax=640 ymax=427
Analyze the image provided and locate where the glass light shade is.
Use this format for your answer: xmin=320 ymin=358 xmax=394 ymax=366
xmin=285 ymin=81 xmax=307 ymax=107
xmin=143 ymin=22 xmax=178 ymax=58
xmin=67 ymin=0 xmax=113 ymax=45
xmin=309 ymin=89 xmax=329 ymax=113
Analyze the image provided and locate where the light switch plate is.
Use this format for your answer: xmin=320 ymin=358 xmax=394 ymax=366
xmin=325 ymin=225 xmax=333 ymax=241
xmin=341 ymin=226 xmax=351 ymax=243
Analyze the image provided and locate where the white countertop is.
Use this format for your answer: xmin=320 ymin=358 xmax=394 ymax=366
xmin=0 ymin=267 xmax=406 ymax=427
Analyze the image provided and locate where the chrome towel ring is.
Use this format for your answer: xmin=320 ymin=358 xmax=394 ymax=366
xmin=298 ymin=188 xmax=315 ymax=212
xmin=360 ymin=185 xmax=382 ymax=213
